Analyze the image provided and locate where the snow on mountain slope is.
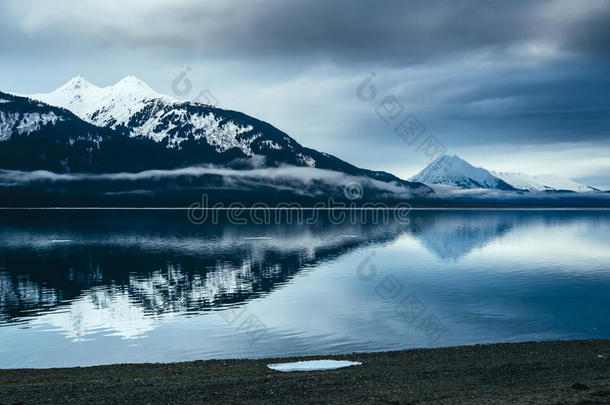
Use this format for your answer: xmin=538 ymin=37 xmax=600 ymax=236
xmin=409 ymin=155 xmax=516 ymax=190
xmin=408 ymin=154 xmax=598 ymax=193
xmin=29 ymin=76 xmax=174 ymax=129
xmin=27 ymin=76 xmax=260 ymax=153
xmin=0 ymin=110 xmax=64 ymax=141
xmin=2 ymin=88 xmax=434 ymax=199
xmin=124 ymin=98 xmax=260 ymax=151
xmin=491 ymin=171 xmax=597 ymax=192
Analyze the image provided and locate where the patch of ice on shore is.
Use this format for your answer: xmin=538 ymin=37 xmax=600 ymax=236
xmin=267 ymin=360 xmax=361 ymax=372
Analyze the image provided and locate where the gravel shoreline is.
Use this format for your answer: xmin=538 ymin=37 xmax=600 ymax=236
xmin=1 ymin=340 xmax=609 ymax=404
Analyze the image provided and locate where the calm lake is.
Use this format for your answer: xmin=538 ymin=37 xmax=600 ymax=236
xmin=1 ymin=209 xmax=609 ymax=368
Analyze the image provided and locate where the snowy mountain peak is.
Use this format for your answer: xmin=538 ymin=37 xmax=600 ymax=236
xmin=410 ymin=154 xmax=516 ymax=190
xmin=112 ymin=76 xmax=156 ymax=95
xmin=60 ymin=75 xmax=95 ymax=91
xmin=28 ymin=75 xmax=175 ymax=130
xmin=54 ymin=75 xmax=155 ymax=96
xmin=46 ymin=76 xmax=100 ymax=103
xmin=409 ymin=154 xmax=599 ymax=193
xmin=434 ymin=154 xmax=470 ymax=168
xmin=25 ymin=75 xmax=273 ymax=153
xmin=117 ymin=75 xmax=145 ymax=85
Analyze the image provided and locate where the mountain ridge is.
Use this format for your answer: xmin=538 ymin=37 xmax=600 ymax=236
xmin=3 ymin=77 xmax=606 ymax=207
xmin=410 ymin=154 xmax=516 ymax=191
xmin=490 ymin=171 xmax=599 ymax=192
xmin=21 ymin=77 xmax=431 ymax=187
xmin=0 ymin=86 xmax=437 ymax=206
xmin=411 ymin=154 xmax=599 ymax=193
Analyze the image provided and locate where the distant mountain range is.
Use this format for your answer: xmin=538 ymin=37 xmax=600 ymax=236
xmin=0 ymin=77 xmax=435 ymax=206
xmin=0 ymin=77 xmax=607 ymax=207
xmin=411 ymin=154 xmax=601 ymax=193
xmin=410 ymin=155 xmax=517 ymax=191
xmin=9 ymin=76 xmax=422 ymax=182
xmin=490 ymin=171 xmax=599 ymax=193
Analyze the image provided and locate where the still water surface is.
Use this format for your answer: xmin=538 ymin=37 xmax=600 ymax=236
xmin=0 ymin=210 xmax=609 ymax=368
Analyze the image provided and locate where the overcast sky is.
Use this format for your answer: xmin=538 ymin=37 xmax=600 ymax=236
xmin=1 ymin=0 xmax=609 ymax=188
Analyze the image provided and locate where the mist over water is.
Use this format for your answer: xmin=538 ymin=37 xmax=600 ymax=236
xmin=0 ymin=209 xmax=609 ymax=368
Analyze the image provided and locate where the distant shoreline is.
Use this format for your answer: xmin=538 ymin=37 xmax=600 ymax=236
xmin=2 ymin=340 xmax=608 ymax=404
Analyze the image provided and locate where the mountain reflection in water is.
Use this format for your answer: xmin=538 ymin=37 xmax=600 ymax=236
xmin=1 ymin=209 xmax=609 ymax=368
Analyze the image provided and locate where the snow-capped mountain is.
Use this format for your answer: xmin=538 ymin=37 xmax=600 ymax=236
xmin=29 ymin=76 xmax=175 ymax=131
xmin=491 ymin=171 xmax=598 ymax=192
xmin=0 ymin=88 xmax=436 ymax=206
xmin=0 ymin=91 xmax=186 ymax=173
xmin=410 ymin=154 xmax=600 ymax=193
xmin=410 ymin=154 xmax=516 ymax=190
xmin=28 ymin=76 xmax=299 ymax=154
xmin=23 ymin=76 xmax=427 ymax=184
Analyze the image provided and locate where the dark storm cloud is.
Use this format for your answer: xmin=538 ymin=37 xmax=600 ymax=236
xmin=420 ymin=62 xmax=610 ymax=144
xmin=4 ymin=0 xmax=609 ymax=64
xmin=562 ymin=4 xmax=610 ymax=61
xmin=1 ymin=0 xmax=609 ymax=184
xmin=225 ymin=0 xmax=539 ymax=64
